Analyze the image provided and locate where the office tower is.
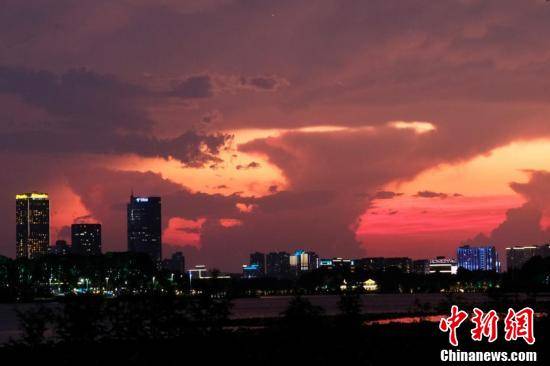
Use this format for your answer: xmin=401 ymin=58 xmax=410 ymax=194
xmin=71 ymin=223 xmax=102 ymax=255
xmin=51 ymin=239 xmax=70 ymax=256
xmin=266 ymin=251 xmax=290 ymax=278
xmin=289 ymin=250 xmax=319 ymax=274
xmin=16 ymin=192 xmax=49 ymax=259
xmin=163 ymin=252 xmax=185 ymax=273
xmin=249 ymin=252 xmax=266 ymax=275
xmin=429 ymin=257 xmax=458 ymax=274
xmin=457 ymin=245 xmax=499 ymax=271
xmin=506 ymin=245 xmax=541 ymax=271
xmin=413 ymin=259 xmax=430 ymax=274
xmin=127 ymin=195 xmax=162 ymax=264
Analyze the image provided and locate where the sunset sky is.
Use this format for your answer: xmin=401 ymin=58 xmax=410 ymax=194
xmin=2 ymin=0 xmax=550 ymax=270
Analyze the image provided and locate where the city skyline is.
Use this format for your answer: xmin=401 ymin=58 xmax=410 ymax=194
xmin=11 ymin=190 xmax=550 ymax=271
xmin=3 ymin=1 xmax=550 ymax=271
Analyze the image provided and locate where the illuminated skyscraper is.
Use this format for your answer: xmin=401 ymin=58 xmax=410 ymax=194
xmin=16 ymin=192 xmax=49 ymax=259
xmin=127 ymin=195 xmax=162 ymax=264
xmin=457 ymin=245 xmax=499 ymax=272
xmin=289 ymin=250 xmax=319 ymax=274
xmin=71 ymin=223 xmax=102 ymax=255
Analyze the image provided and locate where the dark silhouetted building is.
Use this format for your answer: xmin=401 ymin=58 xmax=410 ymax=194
xmin=51 ymin=239 xmax=70 ymax=256
xmin=16 ymin=192 xmax=49 ymax=259
xmin=413 ymin=259 xmax=430 ymax=274
xmin=71 ymin=223 xmax=102 ymax=255
xmin=163 ymin=252 xmax=185 ymax=273
xmin=506 ymin=245 xmax=550 ymax=271
xmin=249 ymin=252 xmax=266 ymax=275
xmin=266 ymin=251 xmax=290 ymax=278
xmin=540 ymin=244 xmax=550 ymax=258
xmin=384 ymin=257 xmax=413 ymax=273
xmin=355 ymin=257 xmax=412 ymax=273
xmin=457 ymin=245 xmax=499 ymax=272
xmin=355 ymin=257 xmax=385 ymax=272
xmin=127 ymin=195 xmax=162 ymax=264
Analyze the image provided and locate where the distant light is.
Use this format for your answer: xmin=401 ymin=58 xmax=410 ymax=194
xmin=135 ymin=197 xmax=149 ymax=202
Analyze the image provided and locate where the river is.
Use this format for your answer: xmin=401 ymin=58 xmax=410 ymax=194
xmin=0 ymin=293 xmax=546 ymax=343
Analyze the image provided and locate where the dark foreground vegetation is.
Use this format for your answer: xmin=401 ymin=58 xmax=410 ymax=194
xmin=1 ymin=292 xmax=548 ymax=365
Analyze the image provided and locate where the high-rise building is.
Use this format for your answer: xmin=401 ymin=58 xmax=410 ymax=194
xmin=289 ymin=250 xmax=319 ymax=274
xmin=16 ymin=192 xmax=49 ymax=259
xmin=127 ymin=195 xmax=162 ymax=264
xmin=162 ymin=252 xmax=185 ymax=273
xmin=457 ymin=245 xmax=499 ymax=272
xmin=249 ymin=252 xmax=266 ymax=275
xmin=506 ymin=245 xmax=550 ymax=271
xmin=266 ymin=252 xmax=290 ymax=278
xmin=71 ymin=223 xmax=102 ymax=255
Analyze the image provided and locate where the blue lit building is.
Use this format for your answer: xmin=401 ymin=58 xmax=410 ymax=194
xmin=457 ymin=245 xmax=499 ymax=272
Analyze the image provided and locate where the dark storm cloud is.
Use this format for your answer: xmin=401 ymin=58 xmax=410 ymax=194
xmin=168 ymin=73 xmax=289 ymax=99
xmin=238 ymin=75 xmax=289 ymax=91
xmin=414 ymin=191 xmax=449 ymax=199
xmin=0 ymin=66 xmax=149 ymax=130
xmin=235 ymin=161 xmax=260 ymax=170
xmin=0 ymin=129 xmax=231 ymax=167
xmin=0 ymin=66 xmax=231 ymax=166
xmin=170 ymin=75 xmax=213 ymax=99
xmin=3 ymin=0 xmax=550 ymax=268
xmin=60 ymin=167 xmax=354 ymax=268
xmin=464 ymin=171 xmax=550 ymax=250
xmin=373 ymin=191 xmax=403 ymax=200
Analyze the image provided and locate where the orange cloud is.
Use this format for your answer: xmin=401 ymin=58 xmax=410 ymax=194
xmin=162 ymin=217 xmax=205 ymax=248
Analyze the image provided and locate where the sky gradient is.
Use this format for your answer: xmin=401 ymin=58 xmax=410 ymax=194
xmin=2 ymin=0 xmax=550 ymax=270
